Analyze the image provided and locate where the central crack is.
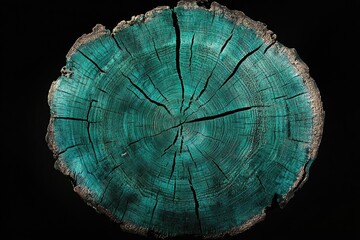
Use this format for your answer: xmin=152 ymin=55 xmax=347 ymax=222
xmin=127 ymin=105 xmax=256 ymax=149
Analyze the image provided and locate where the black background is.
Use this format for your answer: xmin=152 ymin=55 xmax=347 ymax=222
xmin=1 ymin=0 xmax=358 ymax=239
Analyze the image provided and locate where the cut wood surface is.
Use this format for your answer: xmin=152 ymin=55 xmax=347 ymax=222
xmin=47 ymin=0 xmax=324 ymax=237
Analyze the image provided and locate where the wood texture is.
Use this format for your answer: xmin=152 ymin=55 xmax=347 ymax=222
xmin=46 ymin=0 xmax=324 ymax=237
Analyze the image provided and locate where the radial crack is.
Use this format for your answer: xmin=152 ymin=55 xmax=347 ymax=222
xmin=290 ymin=138 xmax=310 ymax=144
xmin=162 ymin=130 xmax=179 ymax=156
xmin=100 ymin=177 xmax=113 ymax=204
xmin=169 ymin=151 xmax=177 ymax=179
xmin=194 ymin=145 xmax=228 ymax=180
xmin=150 ymin=192 xmax=159 ymax=225
xmin=111 ymin=35 xmax=122 ymax=50
xmin=189 ymin=34 xmax=195 ymax=68
xmin=220 ymin=44 xmax=262 ymax=89
xmin=118 ymin=38 xmax=133 ymax=57
xmin=184 ymin=45 xmax=263 ymax=121
xmin=210 ymin=159 xmax=228 ymax=180
xmin=285 ymin=102 xmax=291 ymax=139
xmin=186 ymin=106 xmax=254 ymax=123
xmin=179 ymin=126 xmax=184 ymax=153
xmin=256 ymin=175 xmax=266 ymax=192
xmin=183 ymin=79 xmax=201 ymax=115
xmin=109 ymin=163 xmax=124 ymax=175
xmin=77 ymin=50 xmax=105 ymax=73
xmin=274 ymin=161 xmax=297 ymax=175
xmin=54 ymin=117 xmax=97 ymax=124
xmin=189 ymin=175 xmax=202 ymax=233
xmin=95 ymin=86 xmax=109 ymax=94
xmin=196 ymin=62 xmax=217 ymax=101
xmin=128 ymin=122 xmax=182 ymax=147
xmin=263 ymin=40 xmax=276 ymax=54
xmin=187 ymin=166 xmax=192 ymax=180
xmin=146 ymin=73 xmax=168 ymax=102
xmin=86 ymin=100 xmax=98 ymax=163
xmin=127 ymin=87 xmax=142 ymax=100
xmin=196 ymin=31 xmax=235 ymax=102
xmin=171 ymin=10 xmax=185 ymax=113
xmin=187 ymin=146 xmax=197 ymax=168
xmin=286 ymin=92 xmax=307 ymax=100
xmin=54 ymin=116 xmax=88 ymax=122
xmin=144 ymin=24 xmax=162 ymax=63
xmin=220 ymin=33 xmax=233 ymax=53
xmin=121 ymin=72 xmax=172 ymax=116
xmin=57 ymin=143 xmax=84 ymax=155
xmin=179 ymin=136 xmax=184 ymax=153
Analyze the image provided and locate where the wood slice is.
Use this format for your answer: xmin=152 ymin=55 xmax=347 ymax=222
xmin=46 ymin=0 xmax=324 ymax=237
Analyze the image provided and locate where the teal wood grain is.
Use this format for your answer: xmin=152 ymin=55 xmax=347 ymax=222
xmin=47 ymin=1 xmax=324 ymax=237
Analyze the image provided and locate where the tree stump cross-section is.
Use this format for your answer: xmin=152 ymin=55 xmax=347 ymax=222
xmin=46 ymin=0 xmax=324 ymax=237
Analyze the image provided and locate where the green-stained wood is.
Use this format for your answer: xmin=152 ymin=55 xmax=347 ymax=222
xmin=46 ymin=0 xmax=324 ymax=237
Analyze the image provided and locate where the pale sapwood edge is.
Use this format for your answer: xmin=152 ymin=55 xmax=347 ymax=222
xmin=46 ymin=0 xmax=324 ymax=238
